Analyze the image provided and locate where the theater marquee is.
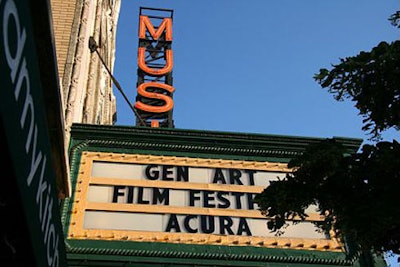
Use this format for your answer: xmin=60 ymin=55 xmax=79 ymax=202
xmin=68 ymin=151 xmax=342 ymax=251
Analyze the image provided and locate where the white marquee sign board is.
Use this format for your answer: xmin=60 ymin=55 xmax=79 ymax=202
xmin=68 ymin=152 xmax=341 ymax=251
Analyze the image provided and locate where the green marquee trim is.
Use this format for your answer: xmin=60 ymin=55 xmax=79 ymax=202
xmin=68 ymin=124 xmax=362 ymax=163
xmin=64 ymin=239 xmax=356 ymax=266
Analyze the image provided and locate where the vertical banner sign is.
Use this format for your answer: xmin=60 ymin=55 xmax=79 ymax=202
xmin=0 ymin=0 xmax=67 ymax=266
xmin=134 ymin=7 xmax=175 ymax=128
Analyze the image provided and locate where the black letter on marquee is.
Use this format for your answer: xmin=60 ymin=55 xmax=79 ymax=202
xmin=246 ymin=193 xmax=256 ymax=210
xmin=184 ymin=215 xmax=197 ymax=233
xmin=137 ymin=187 xmax=150 ymax=204
xmin=200 ymin=216 xmax=215 ymax=234
xmin=212 ymin=168 xmax=226 ymax=184
xmin=153 ymin=188 xmax=169 ymax=205
xmin=145 ymin=164 xmax=159 ymax=180
xmin=237 ymin=218 xmax=252 ymax=236
xmin=165 ymin=214 xmax=181 ymax=232
xmin=244 ymin=170 xmax=256 ymax=185
xmin=229 ymin=169 xmax=243 ymax=185
xmin=112 ymin=186 xmax=126 ymax=203
xmin=189 ymin=190 xmax=201 ymax=206
xmin=162 ymin=165 xmax=174 ymax=181
xmin=216 ymin=191 xmax=230 ymax=208
xmin=231 ymin=192 xmax=244 ymax=209
xmin=177 ymin=166 xmax=189 ymax=182
xmin=127 ymin=186 xmax=134 ymax=203
xmin=219 ymin=216 xmax=234 ymax=235
xmin=203 ymin=191 xmax=215 ymax=208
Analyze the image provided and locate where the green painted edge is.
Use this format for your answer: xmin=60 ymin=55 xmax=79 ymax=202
xmin=68 ymin=123 xmax=362 ymax=163
xmin=65 ymin=239 xmax=353 ymax=266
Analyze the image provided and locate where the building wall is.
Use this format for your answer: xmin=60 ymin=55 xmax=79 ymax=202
xmin=50 ymin=0 xmax=120 ymax=146
xmin=50 ymin=0 xmax=76 ymax=82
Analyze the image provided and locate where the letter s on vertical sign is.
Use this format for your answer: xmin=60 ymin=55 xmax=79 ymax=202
xmin=139 ymin=16 xmax=172 ymax=41
xmin=134 ymin=82 xmax=175 ymax=113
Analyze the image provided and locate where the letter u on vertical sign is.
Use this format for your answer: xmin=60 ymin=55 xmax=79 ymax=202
xmin=137 ymin=47 xmax=173 ymax=76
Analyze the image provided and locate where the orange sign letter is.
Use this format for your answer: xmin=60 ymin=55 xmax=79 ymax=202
xmin=139 ymin=15 xmax=172 ymax=41
xmin=138 ymin=47 xmax=173 ymax=76
xmin=135 ymin=82 xmax=175 ymax=113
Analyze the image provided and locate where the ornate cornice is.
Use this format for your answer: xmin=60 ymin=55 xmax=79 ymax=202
xmin=64 ymin=239 xmax=356 ymax=266
xmin=69 ymin=123 xmax=362 ymax=162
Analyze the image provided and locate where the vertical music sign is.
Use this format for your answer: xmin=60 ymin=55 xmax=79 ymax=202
xmin=135 ymin=7 xmax=174 ymax=128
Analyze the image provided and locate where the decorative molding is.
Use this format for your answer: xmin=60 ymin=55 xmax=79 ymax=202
xmin=64 ymin=240 xmax=354 ymax=266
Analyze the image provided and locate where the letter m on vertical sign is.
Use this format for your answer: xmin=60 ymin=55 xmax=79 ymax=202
xmin=135 ymin=7 xmax=175 ymax=128
xmin=139 ymin=15 xmax=172 ymax=41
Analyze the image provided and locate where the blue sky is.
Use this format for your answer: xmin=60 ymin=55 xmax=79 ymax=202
xmin=114 ymin=0 xmax=398 ymax=146
xmin=113 ymin=1 xmax=399 ymax=265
